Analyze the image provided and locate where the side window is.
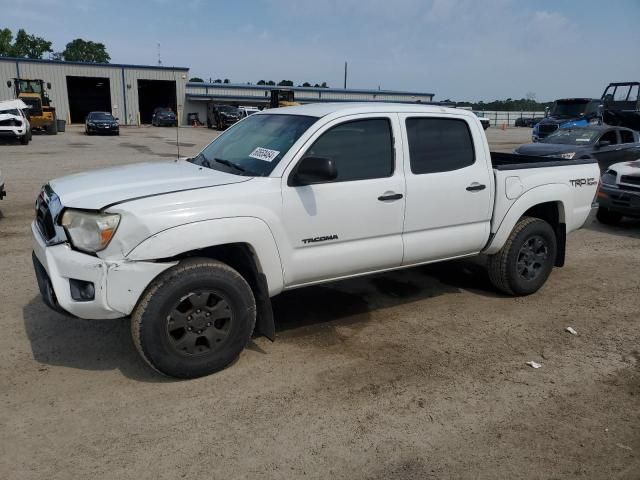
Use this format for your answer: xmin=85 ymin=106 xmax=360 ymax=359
xmin=305 ymin=118 xmax=393 ymax=182
xmin=406 ymin=117 xmax=475 ymax=174
xmin=619 ymin=130 xmax=635 ymax=144
xmin=600 ymin=130 xmax=618 ymax=145
xmin=628 ymin=85 xmax=639 ymax=103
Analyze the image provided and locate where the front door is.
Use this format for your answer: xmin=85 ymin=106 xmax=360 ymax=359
xmin=399 ymin=114 xmax=493 ymax=264
xmin=281 ymin=115 xmax=405 ymax=286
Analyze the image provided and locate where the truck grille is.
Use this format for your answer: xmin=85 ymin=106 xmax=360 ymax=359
xmin=34 ymin=185 xmax=65 ymax=243
xmin=538 ymin=124 xmax=559 ymax=135
xmin=620 ymin=175 xmax=640 ymax=186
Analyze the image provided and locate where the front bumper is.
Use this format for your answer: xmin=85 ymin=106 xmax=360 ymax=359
xmin=31 ymin=221 xmax=174 ymax=319
xmin=598 ymin=184 xmax=640 ymax=217
xmin=0 ymin=181 xmax=5 ymax=199
xmin=155 ymin=118 xmax=177 ymax=126
xmin=0 ymin=128 xmax=26 ymax=138
xmin=87 ymin=124 xmax=119 ymax=134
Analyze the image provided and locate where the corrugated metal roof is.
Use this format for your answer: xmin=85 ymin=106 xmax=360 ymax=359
xmin=0 ymin=56 xmax=189 ymax=71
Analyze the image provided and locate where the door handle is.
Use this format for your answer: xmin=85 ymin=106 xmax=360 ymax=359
xmin=378 ymin=193 xmax=403 ymax=201
xmin=466 ymin=183 xmax=486 ymax=192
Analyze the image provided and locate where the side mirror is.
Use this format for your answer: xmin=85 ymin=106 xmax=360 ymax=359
xmin=597 ymin=140 xmax=611 ymax=148
xmin=544 ymin=106 xmax=550 ymax=117
xmin=6 ymin=80 xmax=12 ymax=88
xmin=290 ymin=156 xmax=337 ymax=186
xmin=47 ymin=82 xmax=51 ymax=89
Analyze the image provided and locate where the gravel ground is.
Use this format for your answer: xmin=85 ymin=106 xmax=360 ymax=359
xmin=0 ymin=125 xmax=638 ymax=479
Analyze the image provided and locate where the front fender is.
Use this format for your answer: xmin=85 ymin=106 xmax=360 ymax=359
xmin=484 ymin=183 xmax=570 ymax=255
xmin=126 ymin=217 xmax=285 ymax=296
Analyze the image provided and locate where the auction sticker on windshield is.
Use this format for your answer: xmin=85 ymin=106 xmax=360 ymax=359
xmin=249 ymin=147 xmax=280 ymax=162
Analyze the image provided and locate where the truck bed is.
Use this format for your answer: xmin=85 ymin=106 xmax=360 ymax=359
xmin=491 ymin=152 xmax=597 ymax=170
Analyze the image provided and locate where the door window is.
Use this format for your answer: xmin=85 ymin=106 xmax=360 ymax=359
xmin=619 ymin=130 xmax=635 ymax=144
xmin=303 ymin=118 xmax=394 ymax=182
xmin=406 ymin=118 xmax=475 ymax=174
xmin=600 ymin=130 xmax=618 ymax=145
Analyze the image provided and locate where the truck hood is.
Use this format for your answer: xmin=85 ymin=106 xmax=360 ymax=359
xmin=515 ymin=143 xmax=592 ymax=157
xmin=50 ymin=160 xmax=250 ymax=210
xmin=609 ymin=159 xmax=640 ymax=176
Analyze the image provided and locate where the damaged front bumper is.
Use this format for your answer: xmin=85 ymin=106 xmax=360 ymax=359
xmin=31 ymin=221 xmax=175 ymax=319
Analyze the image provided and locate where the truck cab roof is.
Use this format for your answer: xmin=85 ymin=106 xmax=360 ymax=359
xmin=257 ymin=102 xmax=470 ymax=119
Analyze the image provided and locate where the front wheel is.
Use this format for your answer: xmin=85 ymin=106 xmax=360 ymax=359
xmin=131 ymin=258 xmax=256 ymax=379
xmin=487 ymin=216 xmax=557 ymax=296
xmin=20 ymin=134 xmax=29 ymax=145
xmin=596 ymin=207 xmax=622 ymax=225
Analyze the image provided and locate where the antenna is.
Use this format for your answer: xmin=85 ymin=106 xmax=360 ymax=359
xmin=157 ymin=42 xmax=162 ymax=66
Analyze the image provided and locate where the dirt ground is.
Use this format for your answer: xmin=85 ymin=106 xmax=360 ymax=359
xmin=0 ymin=125 xmax=638 ymax=480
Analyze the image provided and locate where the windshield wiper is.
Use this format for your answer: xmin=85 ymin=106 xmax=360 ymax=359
xmin=214 ymin=158 xmax=259 ymax=176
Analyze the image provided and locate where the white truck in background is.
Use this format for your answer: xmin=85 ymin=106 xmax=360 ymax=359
xmin=31 ymin=103 xmax=599 ymax=378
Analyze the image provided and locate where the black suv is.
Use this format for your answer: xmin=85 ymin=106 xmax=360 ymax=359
xmin=151 ymin=108 xmax=177 ymax=127
xmin=207 ymin=104 xmax=241 ymax=130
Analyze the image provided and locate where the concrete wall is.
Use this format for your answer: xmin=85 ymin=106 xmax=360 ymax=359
xmin=0 ymin=57 xmax=188 ymax=125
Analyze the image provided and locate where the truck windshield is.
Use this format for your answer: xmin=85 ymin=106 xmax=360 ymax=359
xmin=190 ymin=114 xmax=317 ymax=176
xmin=543 ymin=129 xmax=599 ymax=145
xmin=551 ymin=101 xmax=594 ymax=117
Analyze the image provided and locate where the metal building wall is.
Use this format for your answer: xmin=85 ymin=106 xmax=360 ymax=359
xmin=0 ymin=58 xmax=188 ymax=125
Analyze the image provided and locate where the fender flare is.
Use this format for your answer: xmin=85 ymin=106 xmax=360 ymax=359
xmin=484 ymin=184 xmax=570 ymax=255
xmin=126 ymin=216 xmax=285 ymax=297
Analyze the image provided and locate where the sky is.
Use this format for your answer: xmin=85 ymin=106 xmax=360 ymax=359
xmin=2 ymin=0 xmax=639 ymax=102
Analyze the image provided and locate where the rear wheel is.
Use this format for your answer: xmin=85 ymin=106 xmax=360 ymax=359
xmin=131 ymin=258 xmax=256 ymax=379
xmin=596 ymin=207 xmax=622 ymax=225
xmin=488 ymin=216 xmax=557 ymax=296
xmin=46 ymin=119 xmax=57 ymax=135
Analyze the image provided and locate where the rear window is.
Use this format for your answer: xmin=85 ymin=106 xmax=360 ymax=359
xmin=406 ymin=118 xmax=475 ymax=174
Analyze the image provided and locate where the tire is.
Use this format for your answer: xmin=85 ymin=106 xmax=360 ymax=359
xmin=131 ymin=258 xmax=256 ymax=379
xmin=487 ymin=216 xmax=557 ymax=296
xmin=596 ymin=207 xmax=622 ymax=225
xmin=20 ymin=134 xmax=29 ymax=145
xmin=46 ymin=119 xmax=57 ymax=135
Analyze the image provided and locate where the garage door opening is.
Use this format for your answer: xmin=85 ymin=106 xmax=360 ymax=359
xmin=66 ymin=76 xmax=111 ymax=124
xmin=138 ymin=79 xmax=177 ymax=124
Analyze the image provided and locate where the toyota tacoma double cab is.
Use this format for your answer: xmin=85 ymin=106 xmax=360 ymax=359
xmin=31 ymin=103 xmax=599 ymax=379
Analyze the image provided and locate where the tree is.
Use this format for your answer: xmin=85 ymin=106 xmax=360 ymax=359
xmin=223 ymin=78 xmax=230 ymax=84
xmin=278 ymin=80 xmax=293 ymax=86
xmin=214 ymin=79 xmax=222 ymax=83
xmin=320 ymin=82 xmax=328 ymax=88
xmin=257 ymin=80 xmax=266 ymax=85
xmin=62 ymin=38 xmax=110 ymax=63
xmin=7 ymin=28 xmax=52 ymax=59
xmin=189 ymin=77 xmax=204 ymax=82
xmin=302 ymin=82 xmax=311 ymax=87
xmin=0 ymin=28 xmax=12 ymax=56
xmin=266 ymin=80 xmax=276 ymax=86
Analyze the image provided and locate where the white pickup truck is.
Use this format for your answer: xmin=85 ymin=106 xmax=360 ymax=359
xmin=32 ymin=103 xmax=599 ymax=378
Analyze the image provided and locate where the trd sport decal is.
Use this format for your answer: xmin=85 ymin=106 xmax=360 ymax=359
xmin=302 ymin=235 xmax=338 ymax=244
xmin=570 ymin=178 xmax=597 ymax=187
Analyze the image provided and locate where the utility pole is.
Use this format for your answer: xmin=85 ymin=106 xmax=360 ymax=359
xmin=344 ymin=61 xmax=348 ymax=89
xmin=157 ymin=42 xmax=162 ymax=66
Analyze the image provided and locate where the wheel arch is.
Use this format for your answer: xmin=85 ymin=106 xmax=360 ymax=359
xmin=485 ymin=184 xmax=570 ymax=266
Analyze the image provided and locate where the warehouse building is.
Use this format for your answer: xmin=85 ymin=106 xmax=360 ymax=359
xmin=0 ymin=56 xmax=434 ymax=126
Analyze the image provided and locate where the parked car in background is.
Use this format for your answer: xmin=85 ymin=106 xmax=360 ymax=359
xmin=532 ymin=98 xmax=600 ymax=141
xmin=238 ymin=106 xmax=259 ymax=118
xmin=515 ymin=126 xmax=640 ymax=171
xmin=31 ymin=103 xmax=599 ymax=378
xmin=151 ymin=108 xmax=177 ymax=127
xmin=473 ymin=111 xmax=490 ymax=130
xmin=85 ymin=111 xmax=119 ymax=135
xmin=516 ymin=116 xmax=545 ymax=127
xmin=207 ymin=104 xmax=241 ymax=130
xmin=0 ymin=99 xmax=32 ymax=145
xmin=597 ymin=160 xmax=640 ymax=224
xmin=0 ymin=168 xmax=5 ymax=200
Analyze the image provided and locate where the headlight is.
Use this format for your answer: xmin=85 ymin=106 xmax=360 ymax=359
xmin=556 ymin=152 xmax=576 ymax=160
xmin=87 ymin=122 xmax=95 ymax=126
xmin=601 ymin=169 xmax=617 ymax=185
xmin=60 ymin=209 xmax=120 ymax=252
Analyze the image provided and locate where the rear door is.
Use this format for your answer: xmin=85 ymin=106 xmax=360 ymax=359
xmin=281 ymin=114 xmax=405 ymax=286
xmin=399 ymin=114 xmax=493 ymax=265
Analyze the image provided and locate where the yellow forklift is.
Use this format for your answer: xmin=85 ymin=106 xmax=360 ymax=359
xmin=269 ymin=89 xmax=299 ymax=108
xmin=7 ymin=78 xmax=57 ymax=134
